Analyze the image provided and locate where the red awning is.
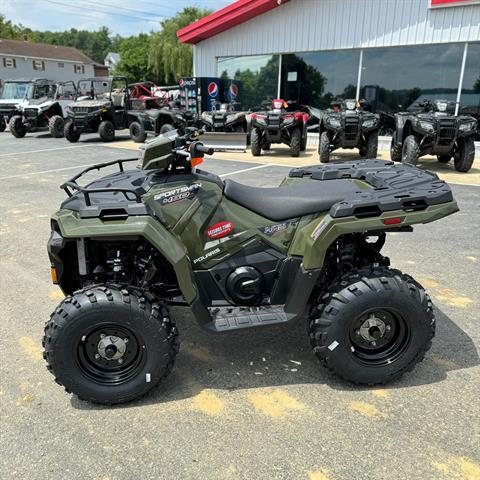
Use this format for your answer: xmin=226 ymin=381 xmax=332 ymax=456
xmin=177 ymin=0 xmax=289 ymax=45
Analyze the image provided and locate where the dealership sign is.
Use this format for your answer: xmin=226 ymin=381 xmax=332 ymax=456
xmin=430 ymin=0 xmax=479 ymax=7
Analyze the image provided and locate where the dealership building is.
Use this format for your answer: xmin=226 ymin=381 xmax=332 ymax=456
xmin=178 ymin=0 xmax=480 ymax=116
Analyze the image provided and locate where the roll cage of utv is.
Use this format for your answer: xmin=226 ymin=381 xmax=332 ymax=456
xmin=390 ymin=99 xmax=477 ymax=172
xmin=64 ymin=76 xmax=130 ymax=142
xmin=9 ymin=79 xmax=76 ymax=138
xmin=318 ymin=99 xmax=380 ymax=163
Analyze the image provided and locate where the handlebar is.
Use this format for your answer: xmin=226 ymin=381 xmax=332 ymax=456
xmin=190 ymin=142 xmax=214 ymax=156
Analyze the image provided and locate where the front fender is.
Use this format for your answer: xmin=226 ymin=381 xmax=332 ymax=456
xmin=52 ymin=209 xmax=197 ymax=303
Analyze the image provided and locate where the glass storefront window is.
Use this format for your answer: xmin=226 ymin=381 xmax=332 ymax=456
xmin=360 ymin=43 xmax=465 ymax=113
xmin=459 ymin=42 xmax=479 ymax=132
xmin=280 ymin=50 xmax=360 ymax=109
xmin=217 ymin=54 xmax=279 ymax=110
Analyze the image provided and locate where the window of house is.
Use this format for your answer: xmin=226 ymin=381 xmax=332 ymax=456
xmin=74 ymin=64 xmax=85 ymax=74
xmin=3 ymin=57 xmax=17 ymax=69
xmin=33 ymin=60 xmax=45 ymax=71
xmin=58 ymin=62 xmax=64 ymax=68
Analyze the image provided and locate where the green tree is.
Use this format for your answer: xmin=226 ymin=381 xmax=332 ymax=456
xmin=113 ymin=34 xmax=153 ymax=83
xmin=474 ymin=76 xmax=480 ymax=93
xmin=0 ymin=14 xmax=24 ymax=39
xmin=149 ymin=7 xmax=211 ymax=83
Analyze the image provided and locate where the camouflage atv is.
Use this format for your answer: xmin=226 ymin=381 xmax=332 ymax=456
xmin=45 ymin=129 xmax=458 ymax=404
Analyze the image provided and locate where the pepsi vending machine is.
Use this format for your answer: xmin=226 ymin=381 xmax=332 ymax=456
xmin=223 ymin=79 xmax=242 ymax=110
xmin=178 ymin=77 xmax=223 ymax=113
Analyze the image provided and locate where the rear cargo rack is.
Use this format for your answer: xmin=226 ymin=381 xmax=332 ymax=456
xmin=289 ymin=160 xmax=454 ymax=219
xmin=60 ymin=158 xmax=140 ymax=206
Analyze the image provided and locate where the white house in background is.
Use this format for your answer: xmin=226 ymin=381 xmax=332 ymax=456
xmin=0 ymin=38 xmax=95 ymax=89
xmin=104 ymin=52 xmax=120 ymax=70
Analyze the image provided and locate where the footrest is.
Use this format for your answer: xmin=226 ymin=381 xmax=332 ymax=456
xmin=206 ymin=305 xmax=287 ymax=332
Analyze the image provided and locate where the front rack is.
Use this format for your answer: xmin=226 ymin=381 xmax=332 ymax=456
xmin=60 ymin=158 xmax=140 ymax=206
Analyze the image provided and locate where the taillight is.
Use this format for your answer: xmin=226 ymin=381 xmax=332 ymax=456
xmin=383 ymin=217 xmax=402 ymax=225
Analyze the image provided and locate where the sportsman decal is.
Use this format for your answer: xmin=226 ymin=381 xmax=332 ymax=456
xmin=154 ymin=183 xmax=201 ymax=205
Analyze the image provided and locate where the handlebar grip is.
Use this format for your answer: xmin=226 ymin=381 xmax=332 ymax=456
xmin=192 ymin=142 xmax=214 ymax=156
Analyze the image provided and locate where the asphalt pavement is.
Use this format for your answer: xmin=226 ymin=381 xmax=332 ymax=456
xmin=0 ymin=131 xmax=479 ymax=480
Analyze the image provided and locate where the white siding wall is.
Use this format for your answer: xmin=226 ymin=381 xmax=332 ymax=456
xmin=0 ymin=56 xmax=95 ymax=86
xmin=194 ymin=0 xmax=480 ymax=76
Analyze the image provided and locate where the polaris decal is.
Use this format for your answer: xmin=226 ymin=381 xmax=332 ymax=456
xmin=154 ymin=183 xmax=201 ymax=205
xmin=193 ymin=247 xmax=221 ymax=265
xmin=206 ymin=221 xmax=234 ymax=239
xmin=259 ymin=220 xmax=298 ymax=236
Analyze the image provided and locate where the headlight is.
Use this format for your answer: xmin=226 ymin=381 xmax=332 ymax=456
xmin=283 ymin=116 xmax=294 ymax=124
xmin=459 ymin=121 xmax=476 ymax=132
xmin=363 ymin=119 xmax=377 ymax=128
xmin=418 ymin=120 xmax=435 ymax=133
xmin=327 ymin=117 xmax=341 ymax=128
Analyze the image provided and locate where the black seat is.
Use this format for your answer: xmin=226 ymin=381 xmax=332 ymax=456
xmin=223 ymin=179 xmax=361 ymax=221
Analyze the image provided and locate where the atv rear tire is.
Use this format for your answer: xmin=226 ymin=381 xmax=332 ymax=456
xmin=454 ymin=136 xmax=475 ymax=173
xmin=390 ymin=138 xmax=402 ymax=162
xmin=0 ymin=120 xmax=6 ymax=132
xmin=290 ymin=128 xmax=302 ymax=157
xmin=365 ymin=131 xmax=378 ymax=158
xmin=160 ymin=123 xmax=174 ymax=134
xmin=437 ymin=155 xmax=451 ymax=164
xmin=308 ymin=267 xmax=434 ymax=386
xmin=43 ymin=285 xmax=179 ymax=405
xmin=9 ymin=115 xmax=27 ymax=138
xmin=401 ymin=135 xmax=419 ymax=166
xmin=64 ymin=120 xmax=80 ymax=143
xmin=251 ymin=127 xmax=262 ymax=156
xmin=261 ymin=137 xmax=271 ymax=151
xmin=319 ymin=131 xmax=330 ymax=163
xmin=99 ymin=120 xmax=115 ymax=142
xmin=49 ymin=115 xmax=65 ymax=138
xmin=130 ymin=121 xmax=147 ymax=143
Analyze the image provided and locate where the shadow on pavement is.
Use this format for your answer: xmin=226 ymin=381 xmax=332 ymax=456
xmin=72 ymin=304 xmax=479 ymax=410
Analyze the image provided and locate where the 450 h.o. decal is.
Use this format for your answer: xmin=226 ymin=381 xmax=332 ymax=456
xmin=154 ymin=183 xmax=201 ymax=205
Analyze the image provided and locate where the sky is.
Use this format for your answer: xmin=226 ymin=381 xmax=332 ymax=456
xmin=0 ymin=0 xmax=232 ymax=36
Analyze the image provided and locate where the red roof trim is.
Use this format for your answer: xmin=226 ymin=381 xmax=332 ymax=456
xmin=177 ymin=0 xmax=289 ymax=45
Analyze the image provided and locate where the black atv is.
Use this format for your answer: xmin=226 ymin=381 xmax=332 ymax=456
xmin=200 ymin=101 xmax=248 ymax=133
xmin=391 ymin=100 xmax=477 ymax=172
xmin=9 ymin=80 xmax=76 ymax=138
xmin=64 ymin=76 xmax=131 ymax=143
xmin=250 ymin=99 xmax=308 ymax=157
xmin=319 ymin=99 xmax=380 ymax=163
xmin=128 ymin=100 xmax=198 ymax=143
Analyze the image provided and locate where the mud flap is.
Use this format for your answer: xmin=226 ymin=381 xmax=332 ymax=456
xmin=200 ymin=132 xmax=248 ymax=151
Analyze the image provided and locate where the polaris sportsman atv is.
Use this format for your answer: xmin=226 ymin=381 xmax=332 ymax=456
xmin=128 ymin=99 xmax=198 ymax=143
xmin=319 ymin=99 xmax=380 ymax=163
xmin=44 ymin=128 xmax=458 ymax=405
xmin=201 ymin=101 xmax=248 ymax=133
xmin=390 ymin=99 xmax=477 ymax=173
xmin=0 ymin=78 xmax=46 ymax=132
xmin=8 ymin=80 xmax=76 ymax=138
xmin=64 ymin=76 xmax=131 ymax=143
xmin=250 ymin=99 xmax=308 ymax=157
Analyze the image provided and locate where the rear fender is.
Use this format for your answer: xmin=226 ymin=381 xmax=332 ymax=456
xmin=52 ymin=209 xmax=197 ymax=303
xmin=289 ymin=202 xmax=459 ymax=270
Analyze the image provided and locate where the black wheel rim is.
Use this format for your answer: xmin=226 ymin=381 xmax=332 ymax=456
xmin=77 ymin=324 xmax=146 ymax=385
xmin=348 ymin=309 xmax=410 ymax=366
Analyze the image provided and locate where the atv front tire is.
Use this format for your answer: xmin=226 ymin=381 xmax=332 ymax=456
xmin=9 ymin=115 xmax=27 ymax=138
xmin=130 ymin=121 xmax=147 ymax=143
xmin=99 ymin=120 xmax=115 ymax=142
xmin=401 ymin=135 xmax=420 ymax=166
xmin=290 ymin=128 xmax=302 ymax=157
xmin=308 ymin=267 xmax=434 ymax=385
xmin=301 ymin=134 xmax=307 ymax=151
xmin=251 ymin=127 xmax=262 ymax=156
xmin=49 ymin=115 xmax=65 ymax=138
xmin=390 ymin=138 xmax=402 ymax=162
xmin=261 ymin=136 xmax=271 ymax=151
xmin=0 ymin=120 xmax=6 ymax=132
xmin=454 ymin=136 xmax=475 ymax=172
xmin=43 ymin=285 xmax=179 ymax=405
xmin=160 ymin=123 xmax=174 ymax=134
xmin=64 ymin=120 xmax=80 ymax=143
xmin=319 ymin=131 xmax=330 ymax=163
xmin=365 ymin=131 xmax=378 ymax=158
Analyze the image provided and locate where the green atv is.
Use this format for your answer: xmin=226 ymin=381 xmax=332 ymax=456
xmin=45 ymin=129 xmax=458 ymax=405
